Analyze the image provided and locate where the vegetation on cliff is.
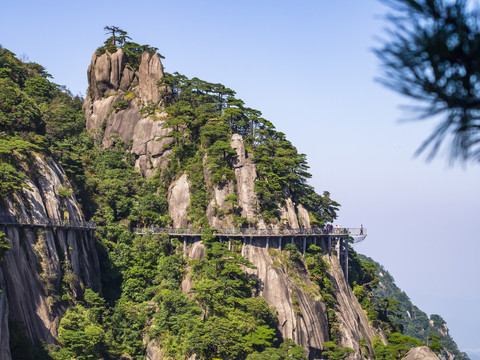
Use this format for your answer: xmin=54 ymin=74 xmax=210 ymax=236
xmin=0 ymin=45 xmax=84 ymax=198
xmin=158 ymin=71 xmax=339 ymax=226
xmin=358 ymin=254 xmax=469 ymax=360
xmin=0 ymin=35 xmax=468 ymax=360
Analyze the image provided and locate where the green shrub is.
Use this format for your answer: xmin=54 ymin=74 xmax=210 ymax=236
xmin=112 ymin=100 xmax=128 ymax=111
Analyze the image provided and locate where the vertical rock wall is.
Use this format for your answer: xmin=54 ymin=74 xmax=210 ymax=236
xmin=84 ymin=48 xmax=170 ymax=178
xmin=243 ymin=241 xmax=330 ymax=359
xmin=0 ymin=155 xmax=100 ymax=350
xmin=0 ymin=268 xmax=11 ymax=360
xmin=327 ymin=255 xmax=384 ymax=357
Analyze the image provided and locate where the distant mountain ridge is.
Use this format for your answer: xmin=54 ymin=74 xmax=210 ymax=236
xmin=358 ymin=254 xmax=469 ymax=360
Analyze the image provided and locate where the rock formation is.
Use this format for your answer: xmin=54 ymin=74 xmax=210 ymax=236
xmin=84 ymin=48 xmax=311 ymax=230
xmin=83 ymin=48 xmax=386 ymax=358
xmin=326 ymin=256 xmax=385 ymax=355
xmin=243 ymin=241 xmax=330 ymax=358
xmin=0 ymin=155 xmax=100 ymax=358
xmin=403 ymin=347 xmax=440 ymax=360
xmin=84 ymin=48 xmax=170 ymax=178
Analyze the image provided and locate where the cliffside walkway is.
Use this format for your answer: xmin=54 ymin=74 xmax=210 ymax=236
xmin=0 ymin=214 xmax=96 ymax=231
xmin=133 ymin=227 xmax=366 ymax=242
xmin=133 ymin=227 xmax=366 ymax=281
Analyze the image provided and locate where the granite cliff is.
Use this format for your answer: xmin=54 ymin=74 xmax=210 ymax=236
xmin=0 ymin=41 xmax=461 ymax=360
xmin=84 ymin=48 xmax=313 ymax=231
xmin=84 ymin=47 xmax=384 ymax=359
xmin=0 ymin=155 xmax=100 ymax=360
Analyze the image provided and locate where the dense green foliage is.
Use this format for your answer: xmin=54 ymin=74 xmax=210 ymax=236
xmin=158 ymin=72 xmax=339 ymax=225
xmin=304 ymin=245 xmax=341 ymax=340
xmin=348 ymin=250 xmax=403 ymax=336
xmin=372 ymin=333 xmax=422 ymax=360
xmin=0 ymin=41 xmax=467 ymax=360
xmin=0 ymin=44 xmax=85 ymax=200
xmin=376 ymin=0 xmax=480 ymax=162
xmin=0 ymin=231 xmax=10 ymax=261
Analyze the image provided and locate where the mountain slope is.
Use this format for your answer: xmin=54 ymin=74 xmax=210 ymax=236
xmin=358 ymin=254 xmax=469 ymax=360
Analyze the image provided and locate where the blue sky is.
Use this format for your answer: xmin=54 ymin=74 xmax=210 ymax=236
xmin=2 ymin=0 xmax=479 ymax=354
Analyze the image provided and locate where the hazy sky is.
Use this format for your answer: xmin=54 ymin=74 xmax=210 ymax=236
xmin=2 ymin=0 xmax=479 ymax=355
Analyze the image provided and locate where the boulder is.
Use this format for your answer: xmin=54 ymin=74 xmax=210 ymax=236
xmin=403 ymin=347 xmax=440 ymax=360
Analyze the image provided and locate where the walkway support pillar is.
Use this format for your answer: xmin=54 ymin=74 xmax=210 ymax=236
xmin=328 ymin=237 xmax=332 ymax=255
xmin=228 ymin=240 xmax=232 ymax=251
xmin=279 ymin=237 xmax=282 ymax=251
xmin=344 ymin=240 xmax=349 ymax=281
xmin=303 ymin=237 xmax=307 ymax=256
xmin=183 ymin=237 xmax=187 ymax=258
xmin=337 ymin=238 xmax=341 ymax=260
xmin=266 ymin=237 xmax=270 ymax=252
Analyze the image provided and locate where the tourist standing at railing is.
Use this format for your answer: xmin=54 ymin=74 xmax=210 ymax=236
xmin=360 ymin=224 xmax=363 ymax=235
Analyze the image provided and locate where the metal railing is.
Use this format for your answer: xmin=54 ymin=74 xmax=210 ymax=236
xmin=0 ymin=214 xmax=96 ymax=230
xmin=133 ymin=227 xmax=366 ymax=237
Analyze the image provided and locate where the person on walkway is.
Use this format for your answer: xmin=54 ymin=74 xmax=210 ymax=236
xmin=360 ymin=224 xmax=363 ymax=235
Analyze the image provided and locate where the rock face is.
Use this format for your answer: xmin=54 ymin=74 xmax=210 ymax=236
xmin=84 ymin=47 xmax=313 ymax=229
xmin=84 ymin=48 xmax=169 ymax=178
xmin=82 ymin=48 xmax=384 ymax=359
xmin=326 ymin=255 xmax=384 ymax=356
xmin=179 ymin=238 xmax=382 ymax=360
xmin=403 ymin=347 xmax=440 ymax=360
xmin=0 ymin=269 xmax=11 ymax=360
xmin=243 ymin=241 xmax=330 ymax=359
xmin=168 ymin=173 xmax=191 ymax=228
xmin=231 ymin=134 xmax=262 ymax=225
xmin=0 ymin=155 xmax=100 ymax=354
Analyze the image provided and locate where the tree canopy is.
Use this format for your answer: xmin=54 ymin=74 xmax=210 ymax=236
xmin=376 ymin=0 xmax=480 ymax=162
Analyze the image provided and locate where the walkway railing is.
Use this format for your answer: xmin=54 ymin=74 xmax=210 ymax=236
xmin=0 ymin=214 xmax=96 ymax=230
xmin=133 ymin=227 xmax=366 ymax=237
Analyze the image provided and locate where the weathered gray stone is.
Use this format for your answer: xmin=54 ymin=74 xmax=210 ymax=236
xmin=146 ymin=340 xmax=163 ymax=360
xmin=103 ymin=102 xmax=144 ymax=145
xmin=85 ymin=95 xmax=116 ymax=131
xmin=297 ymin=204 xmax=311 ymax=228
xmin=206 ymin=180 xmax=235 ymax=229
xmin=326 ymin=255 xmax=383 ymax=357
xmin=0 ymin=268 xmax=12 ymax=360
xmin=85 ymin=49 xmax=170 ymax=177
xmin=403 ymin=347 xmax=440 ymax=360
xmin=87 ymin=49 xmax=127 ymax=100
xmin=120 ymin=66 xmax=135 ymax=92
xmin=168 ymin=174 xmax=191 ymax=228
xmin=244 ymin=240 xmax=329 ymax=359
xmin=0 ymin=156 xmax=100 ymax=350
xmin=231 ymin=134 xmax=262 ymax=224
xmin=137 ymin=52 xmax=164 ymax=105
xmin=279 ymin=197 xmax=300 ymax=228
xmin=181 ymin=242 xmax=206 ymax=296
xmin=110 ymin=49 xmax=126 ymax=90
xmin=131 ymin=118 xmax=171 ymax=156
